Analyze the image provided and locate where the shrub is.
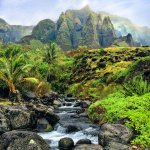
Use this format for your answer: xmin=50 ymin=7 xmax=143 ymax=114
xmin=122 ymin=75 xmax=150 ymax=96
xmin=88 ymin=92 xmax=150 ymax=147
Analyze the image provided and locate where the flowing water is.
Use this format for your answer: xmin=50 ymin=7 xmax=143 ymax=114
xmin=39 ymin=99 xmax=99 ymax=149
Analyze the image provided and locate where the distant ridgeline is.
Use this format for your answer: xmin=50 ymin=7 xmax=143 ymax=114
xmin=1 ymin=6 xmax=150 ymax=50
xmin=0 ymin=18 xmax=33 ymax=42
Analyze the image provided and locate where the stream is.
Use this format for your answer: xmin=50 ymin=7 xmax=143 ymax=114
xmin=39 ymin=97 xmax=99 ymax=149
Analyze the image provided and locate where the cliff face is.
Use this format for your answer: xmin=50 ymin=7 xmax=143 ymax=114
xmin=29 ymin=6 xmax=116 ymax=50
xmin=0 ymin=18 xmax=33 ymax=42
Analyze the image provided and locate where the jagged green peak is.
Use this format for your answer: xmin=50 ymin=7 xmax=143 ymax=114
xmin=37 ymin=19 xmax=55 ymax=26
xmin=102 ymin=16 xmax=114 ymax=28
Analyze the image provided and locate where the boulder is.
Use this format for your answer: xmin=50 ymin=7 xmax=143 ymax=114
xmin=59 ymin=137 xmax=74 ymax=150
xmin=76 ymin=139 xmax=92 ymax=145
xmin=0 ymin=110 xmax=10 ymax=134
xmin=65 ymin=125 xmax=80 ymax=133
xmin=26 ymin=104 xmax=59 ymax=126
xmin=6 ymin=108 xmax=32 ymax=130
xmin=98 ymin=124 xmax=133 ymax=147
xmin=0 ymin=130 xmax=51 ymax=150
xmin=104 ymin=142 xmax=131 ymax=150
xmin=74 ymin=144 xmax=103 ymax=150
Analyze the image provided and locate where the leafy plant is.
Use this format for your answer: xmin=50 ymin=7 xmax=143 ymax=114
xmin=121 ymin=75 xmax=150 ymax=96
xmin=0 ymin=45 xmax=38 ymax=102
xmin=88 ymin=92 xmax=150 ymax=147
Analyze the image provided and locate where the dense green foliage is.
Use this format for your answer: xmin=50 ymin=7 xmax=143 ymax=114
xmin=88 ymin=92 xmax=150 ymax=147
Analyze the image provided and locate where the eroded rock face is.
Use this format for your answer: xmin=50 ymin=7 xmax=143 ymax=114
xmin=74 ymin=144 xmax=103 ymax=150
xmin=98 ymin=124 xmax=133 ymax=147
xmin=0 ymin=130 xmax=51 ymax=150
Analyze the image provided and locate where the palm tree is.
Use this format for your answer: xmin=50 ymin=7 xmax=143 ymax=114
xmin=44 ymin=42 xmax=58 ymax=65
xmin=44 ymin=42 xmax=60 ymax=81
xmin=0 ymin=46 xmax=39 ymax=104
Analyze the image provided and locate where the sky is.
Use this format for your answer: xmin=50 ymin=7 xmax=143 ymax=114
xmin=0 ymin=0 xmax=150 ymax=27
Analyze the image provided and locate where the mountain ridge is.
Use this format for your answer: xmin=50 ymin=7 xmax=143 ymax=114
xmin=1 ymin=6 xmax=150 ymax=47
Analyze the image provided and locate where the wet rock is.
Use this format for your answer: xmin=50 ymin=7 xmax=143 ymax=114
xmin=98 ymin=124 xmax=133 ymax=147
xmin=59 ymin=137 xmax=74 ymax=150
xmin=74 ymin=144 xmax=103 ymax=150
xmin=79 ymin=113 xmax=88 ymax=118
xmin=37 ymin=118 xmax=53 ymax=132
xmin=0 ymin=130 xmax=51 ymax=150
xmin=65 ymin=125 xmax=80 ymax=133
xmin=6 ymin=108 xmax=31 ymax=130
xmin=27 ymin=104 xmax=59 ymax=126
xmin=104 ymin=142 xmax=132 ymax=150
xmin=76 ymin=139 xmax=92 ymax=145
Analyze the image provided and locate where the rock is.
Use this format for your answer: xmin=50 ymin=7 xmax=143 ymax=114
xmin=0 ymin=130 xmax=51 ymax=150
xmin=74 ymin=144 xmax=103 ymax=150
xmin=66 ymin=93 xmax=73 ymax=97
xmin=104 ymin=142 xmax=131 ymax=150
xmin=79 ymin=113 xmax=88 ymax=118
xmin=76 ymin=139 xmax=92 ymax=145
xmin=0 ymin=110 xmax=10 ymax=134
xmin=65 ymin=125 xmax=80 ymax=133
xmin=98 ymin=124 xmax=133 ymax=147
xmin=53 ymin=99 xmax=61 ymax=106
xmin=41 ymin=92 xmax=59 ymax=105
xmin=6 ymin=108 xmax=32 ymax=130
xmin=80 ymin=101 xmax=90 ymax=108
xmin=65 ymin=97 xmax=77 ymax=102
xmin=37 ymin=118 xmax=53 ymax=132
xmin=22 ymin=91 xmax=37 ymax=101
xmin=27 ymin=104 xmax=59 ymax=126
xmin=59 ymin=137 xmax=74 ymax=150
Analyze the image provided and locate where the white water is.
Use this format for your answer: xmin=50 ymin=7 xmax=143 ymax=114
xmin=39 ymin=99 xmax=98 ymax=149
xmin=39 ymin=125 xmax=98 ymax=149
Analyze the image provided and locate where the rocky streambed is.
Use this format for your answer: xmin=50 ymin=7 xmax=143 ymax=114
xmin=0 ymin=93 xmax=136 ymax=150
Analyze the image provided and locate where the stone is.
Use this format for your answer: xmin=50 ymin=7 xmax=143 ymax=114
xmin=59 ymin=137 xmax=74 ymax=150
xmin=74 ymin=144 xmax=103 ymax=150
xmin=53 ymin=99 xmax=61 ymax=106
xmin=6 ymin=108 xmax=31 ymax=130
xmin=65 ymin=125 xmax=80 ymax=133
xmin=98 ymin=124 xmax=133 ymax=147
xmin=37 ymin=118 xmax=53 ymax=132
xmin=104 ymin=142 xmax=132 ymax=150
xmin=22 ymin=91 xmax=37 ymax=101
xmin=0 ymin=130 xmax=51 ymax=150
xmin=0 ymin=110 xmax=10 ymax=134
xmin=27 ymin=104 xmax=59 ymax=126
xmin=76 ymin=139 xmax=92 ymax=145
